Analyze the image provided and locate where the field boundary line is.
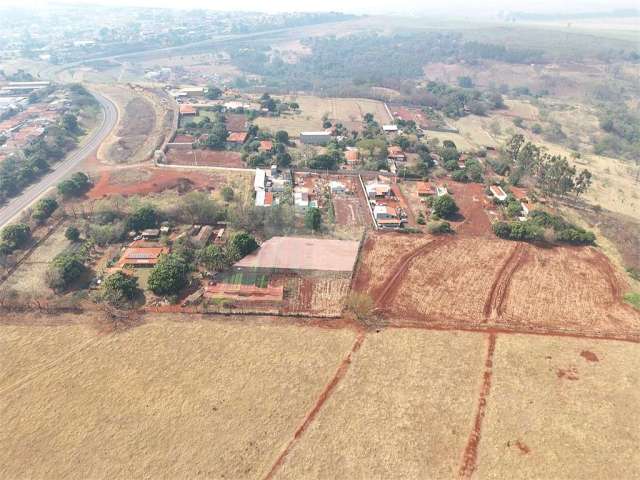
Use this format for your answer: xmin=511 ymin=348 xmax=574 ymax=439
xmin=0 ymin=218 xmax=65 ymax=287
xmin=263 ymin=331 xmax=366 ymax=480
xmin=459 ymin=333 xmax=497 ymax=479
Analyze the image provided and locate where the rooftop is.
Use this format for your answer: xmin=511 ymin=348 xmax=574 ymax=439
xmin=234 ymin=237 xmax=360 ymax=272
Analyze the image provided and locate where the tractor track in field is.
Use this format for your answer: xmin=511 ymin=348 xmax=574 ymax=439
xmin=482 ymin=242 xmax=528 ymax=321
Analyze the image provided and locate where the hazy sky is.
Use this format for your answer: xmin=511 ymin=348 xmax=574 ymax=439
xmin=2 ymin=0 xmax=639 ymax=16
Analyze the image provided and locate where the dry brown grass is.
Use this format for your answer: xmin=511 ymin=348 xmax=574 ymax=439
xmin=390 ymin=237 xmax=515 ymax=320
xmin=475 ymin=334 xmax=640 ymax=479
xmin=354 ymin=232 xmax=435 ymax=296
xmin=0 ymin=317 xmax=356 ymax=479
xmin=310 ymin=277 xmax=351 ymax=316
xmin=273 ymin=329 xmax=486 ymax=479
xmin=256 ymin=95 xmax=391 ymax=137
xmin=501 ymin=245 xmax=640 ymax=336
xmin=3 ymin=227 xmax=71 ymax=297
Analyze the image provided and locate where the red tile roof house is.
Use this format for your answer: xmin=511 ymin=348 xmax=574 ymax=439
xmin=259 ymin=140 xmax=274 ymax=152
xmin=416 ymin=181 xmax=435 ymax=197
xmin=179 ymin=104 xmax=197 ymax=116
xmin=227 ymin=131 xmax=248 ymax=144
xmin=111 ymin=240 xmax=169 ymax=272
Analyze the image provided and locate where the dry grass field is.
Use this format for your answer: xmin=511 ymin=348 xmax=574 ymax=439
xmin=474 ymin=334 xmax=640 ymax=479
xmin=256 ymin=96 xmax=391 ymax=137
xmin=0 ymin=317 xmax=357 ymax=480
xmin=388 ymin=237 xmax=516 ymax=322
xmin=272 ymin=329 xmax=486 ymax=480
xmin=500 ymin=245 xmax=640 ymax=336
xmin=353 ymin=232 xmax=435 ymax=297
xmin=2 ymin=226 xmax=71 ymax=297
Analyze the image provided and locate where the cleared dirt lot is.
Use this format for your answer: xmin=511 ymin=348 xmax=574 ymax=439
xmin=0 ymin=318 xmax=356 ymax=480
xmin=273 ymin=329 xmax=486 ymax=480
xmin=474 ymin=334 xmax=640 ymax=480
xmin=165 ymin=147 xmax=245 ymax=168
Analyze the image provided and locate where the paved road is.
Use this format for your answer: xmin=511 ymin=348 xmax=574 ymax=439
xmin=0 ymin=91 xmax=117 ymax=228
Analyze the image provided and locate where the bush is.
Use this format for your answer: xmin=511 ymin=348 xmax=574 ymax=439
xmin=492 ymin=220 xmax=543 ymax=242
xmin=102 ymin=271 xmax=139 ymax=306
xmin=555 ymin=227 xmax=596 ymax=245
xmin=427 ymin=221 xmax=453 ymax=234
xmin=416 ymin=212 xmax=426 ymax=225
xmin=221 ymin=186 xmax=234 ymax=202
xmin=451 ymin=169 xmax=468 ymax=182
xmin=148 ymin=254 xmax=189 ymax=296
xmin=304 ymin=207 xmax=322 ymax=231
xmin=57 ymin=172 xmax=91 ymax=198
xmin=432 ymin=194 xmax=459 ymax=219
xmin=230 ymin=232 xmax=259 ymax=257
xmin=32 ymin=198 xmax=58 ymax=222
xmin=65 ymin=226 xmax=81 ymax=242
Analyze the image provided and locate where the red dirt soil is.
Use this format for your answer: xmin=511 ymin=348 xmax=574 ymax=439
xmin=459 ymin=333 xmax=497 ymax=479
xmin=447 ymin=181 xmax=492 ymax=236
xmin=88 ymin=168 xmax=218 ymax=198
xmin=580 ymin=350 xmax=599 ymax=362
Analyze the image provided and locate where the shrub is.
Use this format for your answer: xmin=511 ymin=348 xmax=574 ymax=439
xmin=57 ymin=172 xmax=91 ymax=198
xmin=624 ymin=292 xmax=640 ymax=310
xmin=555 ymin=227 xmax=596 ymax=245
xmin=221 ymin=186 xmax=234 ymax=202
xmin=492 ymin=220 xmax=543 ymax=242
xmin=451 ymin=170 xmax=468 ymax=182
xmin=427 ymin=221 xmax=453 ymax=234
xmin=416 ymin=212 xmax=426 ymax=225
xmin=230 ymin=232 xmax=259 ymax=257
xmin=65 ymin=226 xmax=81 ymax=242
xmin=492 ymin=221 xmax=512 ymax=239
xmin=304 ymin=207 xmax=322 ymax=231
xmin=432 ymin=194 xmax=459 ymax=219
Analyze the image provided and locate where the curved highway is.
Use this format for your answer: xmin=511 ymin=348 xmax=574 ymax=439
xmin=0 ymin=91 xmax=117 ymax=228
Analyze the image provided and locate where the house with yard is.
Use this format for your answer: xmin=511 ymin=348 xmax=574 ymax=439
xmin=345 ymin=147 xmax=359 ymax=166
xmin=259 ymin=140 xmax=273 ymax=152
xmin=417 ymin=182 xmax=435 ymax=197
xmin=179 ymin=104 xmax=197 ymax=116
xmin=227 ymin=131 xmax=248 ymax=145
xmin=300 ymin=131 xmax=332 ymax=145
xmin=387 ymin=145 xmax=406 ymax=162
xmin=254 ymin=166 xmax=292 ymax=207
xmin=111 ymin=241 xmax=170 ymax=271
xmin=366 ymin=181 xmax=392 ymax=199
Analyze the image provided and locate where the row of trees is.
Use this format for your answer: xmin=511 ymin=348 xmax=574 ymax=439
xmin=493 ymin=209 xmax=595 ymax=245
xmin=501 ymin=134 xmax=593 ymax=197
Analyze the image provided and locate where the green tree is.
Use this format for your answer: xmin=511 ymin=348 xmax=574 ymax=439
xmin=432 ymin=194 xmax=459 ymax=219
xmin=148 ymin=254 xmax=189 ymax=296
xmin=61 ymin=113 xmax=79 ymax=133
xmin=275 ymin=130 xmax=289 ymax=144
xmin=102 ymin=271 xmax=139 ymax=306
xmin=574 ymin=169 xmax=593 ymax=197
xmin=205 ymin=86 xmax=222 ymax=100
xmin=199 ymin=244 xmax=229 ymax=271
xmin=126 ymin=205 xmax=159 ymax=231
xmin=46 ymin=252 xmax=85 ymax=291
xmin=304 ymin=207 xmax=322 ymax=231
xmin=65 ymin=226 xmax=81 ymax=242
xmin=32 ymin=197 xmax=58 ymax=222
xmin=230 ymin=232 xmax=258 ymax=257
xmin=1 ymin=223 xmax=31 ymax=250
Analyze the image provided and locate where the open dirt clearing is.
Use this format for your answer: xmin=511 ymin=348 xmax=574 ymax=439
xmin=474 ymin=334 xmax=640 ymax=479
xmin=256 ymin=96 xmax=391 ymax=137
xmin=0 ymin=317 xmax=356 ymax=479
xmin=272 ymin=329 xmax=486 ymax=480
xmin=95 ymin=84 xmax=175 ymax=165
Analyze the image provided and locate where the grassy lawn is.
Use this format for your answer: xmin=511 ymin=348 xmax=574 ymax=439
xmin=220 ymin=271 xmax=269 ymax=288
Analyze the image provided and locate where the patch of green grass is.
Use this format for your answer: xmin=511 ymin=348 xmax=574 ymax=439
xmin=219 ymin=271 xmax=269 ymax=287
xmin=623 ymin=292 xmax=640 ymax=310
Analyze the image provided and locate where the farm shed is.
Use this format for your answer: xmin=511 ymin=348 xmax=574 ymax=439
xmin=233 ymin=237 xmax=360 ymax=273
xmin=300 ymin=131 xmax=332 ymax=145
xmin=489 ymin=185 xmax=508 ymax=201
